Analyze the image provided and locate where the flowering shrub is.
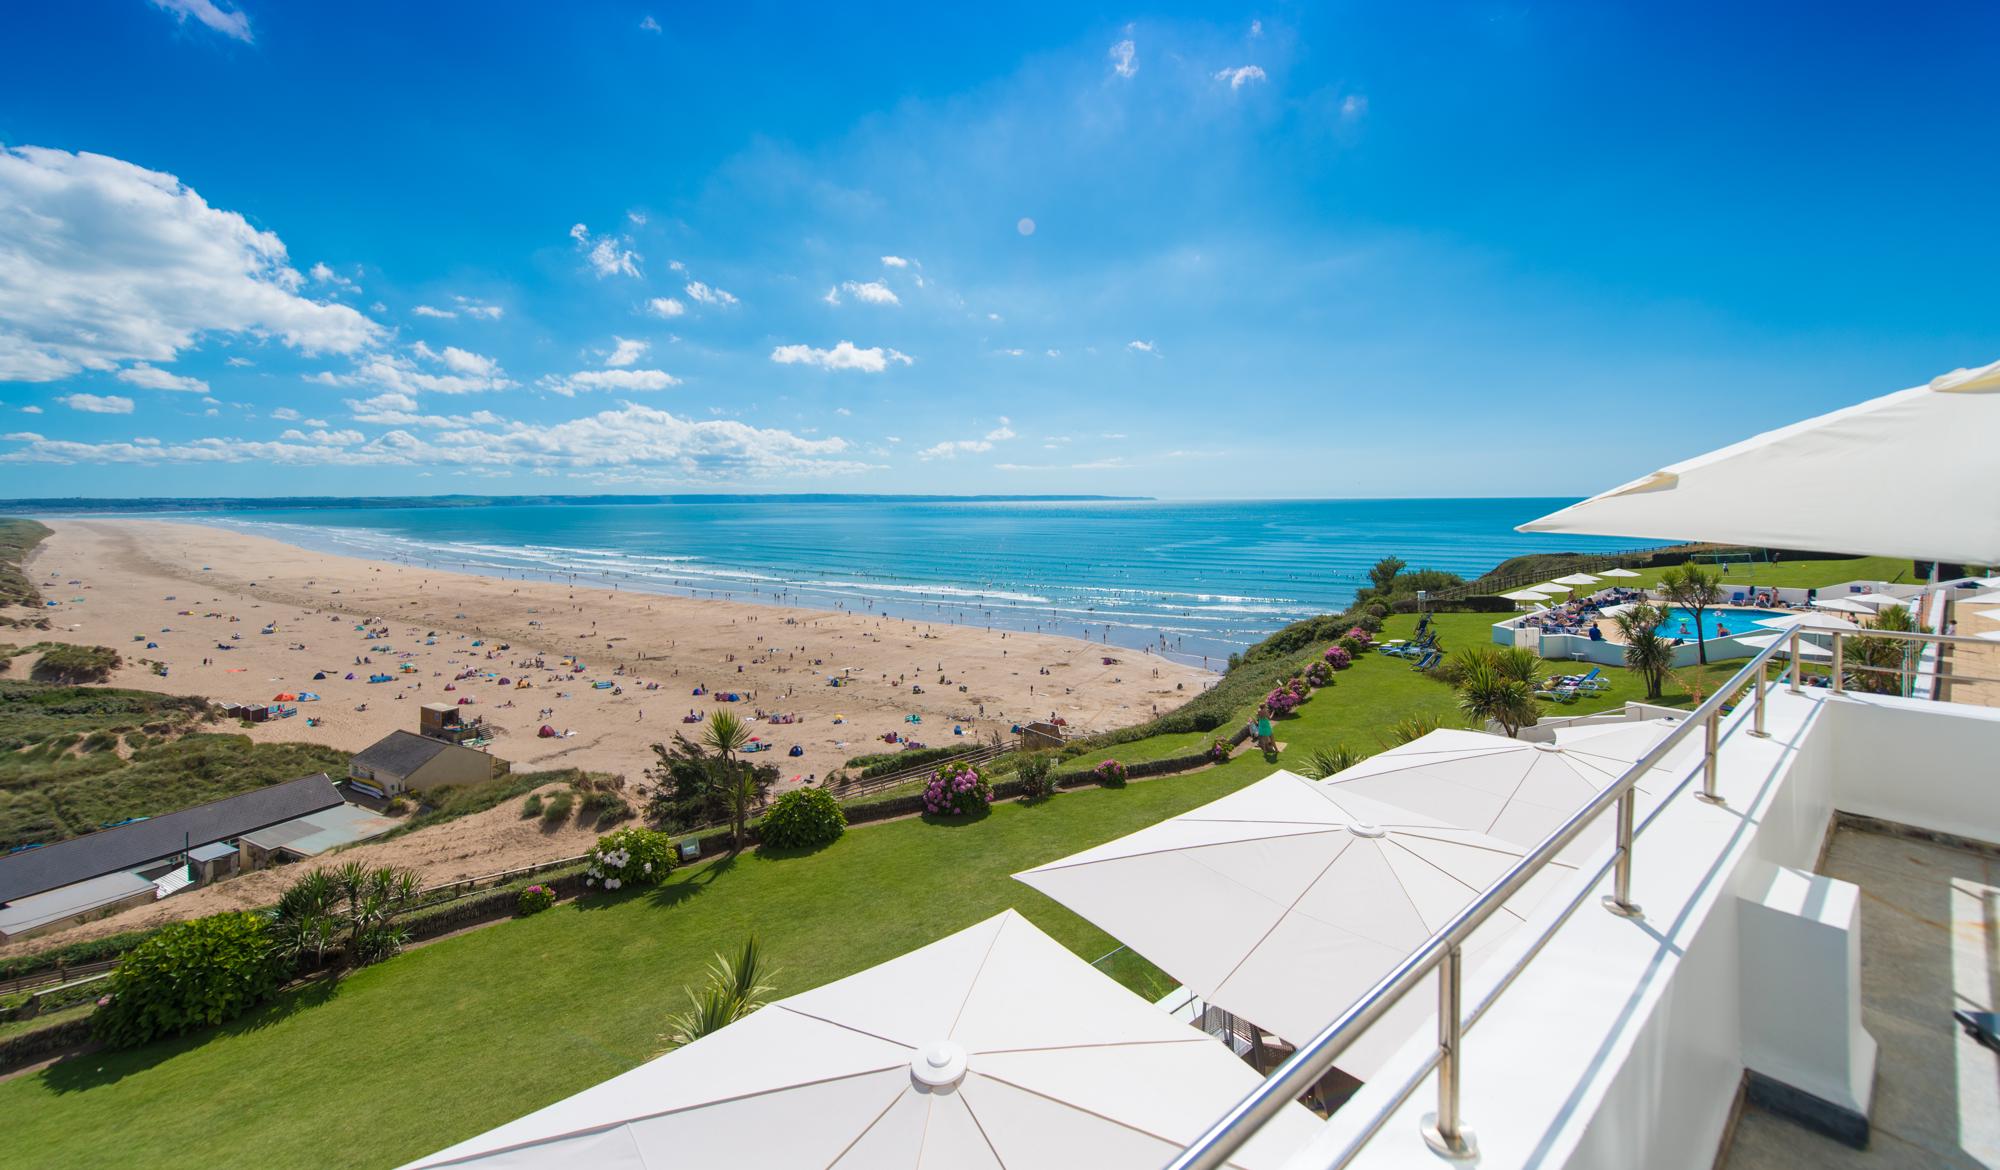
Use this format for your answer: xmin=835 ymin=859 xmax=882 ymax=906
xmin=1207 ymin=738 xmax=1232 ymax=764
xmin=517 ymin=884 xmax=556 ymax=915
xmin=1288 ymin=677 xmax=1309 ymax=699
xmin=1336 ymin=634 xmax=1368 ymax=657
xmin=923 ymin=763 xmax=993 ymax=817
xmin=759 ymin=787 xmax=847 ymax=850
xmin=1265 ymin=686 xmax=1302 ymax=716
xmin=1344 ymin=626 xmax=1373 ymax=646
xmin=1093 ymin=759 xmax=1129 ymax=787
xmin=1304 ymin=660 xmax=1334 ymax=687
xmin=586 ymin=826 xmax=676 ymax=891
xmin=1323 ymin=644 xmax=1352 ymax=671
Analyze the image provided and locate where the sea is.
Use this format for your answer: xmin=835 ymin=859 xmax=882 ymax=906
xmin=171 ymin=497 xmax=1647 ymax=668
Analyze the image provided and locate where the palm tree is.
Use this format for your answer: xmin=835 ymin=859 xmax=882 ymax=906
xmin=662 ymin=937 xmax=778 ymax=1050
xmin=1457 ymin=658 xmax=1539 ymax=738
xmin=1298 ymin=745 xmax=1366 ymax=779
xmin=1613 ymin=603 xmax=1673 ymax=701
xmin=1377 ymin=711 xmax=1449 ymax=749
xmin=1492 ymin=646 xmax=1545 ymax=688
xmin=1659 ymin=564 xmax=1723 ymax=665
xmin=702 ymin=710 xmax=755 ymax=851
xmin=271 ymin=867 xmax=343 ymax=970
xmin=1849 ymin=603 xmax=1921 ymax=694
xmin=271 ymin=863 xmax=422 ymax=969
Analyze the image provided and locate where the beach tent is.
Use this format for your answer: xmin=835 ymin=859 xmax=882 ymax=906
xmin=1519 ymin=357 xmax=2000 ymax=564
xmin=1318 ymin=725 xmax=1691 ymax=860
xmin=406 ymin=910 xmax=1317 ymax=1170
xmin=1551 ymin=573 xmax=1601 ymax=586
xmin=538 ymin=725 xmax=558 ymax=738
xmin=1015 ymin=774 xmax=1572 ymax=1077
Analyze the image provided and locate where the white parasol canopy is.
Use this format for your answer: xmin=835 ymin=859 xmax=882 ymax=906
xmin=1518 ymin=358 xmax=2000 ymax=564
xmin=1532 ymin=581 xmax=1576 ymax=595
xmin=1736 ymin=632 xmax=1834 ymax=660
xmin=1842 ymin=592 xmax=1910 ymax=611
xmin=1597 ymin=568 xmax=1642 ymax=579
xmin=1810 ymin=597 xmax=1880 ymax=616
xmin=405 ymin=911 xmax=1317 ymax=1170
xmin=1959 ymin=589 xmax=2000 ymax=605
xmin=1503 ymin=588 xmax=1556 ymax=602
xmin=1319 ymin=725 xmax=1687 ymax=859
xmin=1014 ymin=774 xmax=1573 ymax=1076
xmin=1756 ymin=612 xmax=1861 ymax=632
xmin=1551 ymin=572 xmax=1601 ymax=586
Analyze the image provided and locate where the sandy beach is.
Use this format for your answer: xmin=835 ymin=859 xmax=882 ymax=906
xmin=26 ymin=520 xmax=1212 ymax=779
xmin=0 ymin=519 xmax=1212 ymax=953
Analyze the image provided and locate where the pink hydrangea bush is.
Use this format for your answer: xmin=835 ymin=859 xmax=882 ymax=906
xmin=1265 ymin=686 xmax=1302 ymax=716
xmin=1322 ymin=644 xmax=1352 ymax=670
xmin=923 ymin=763 xmax=993 ymax=816
xmin=1093 ymin=759 xmax=1129 ymax=787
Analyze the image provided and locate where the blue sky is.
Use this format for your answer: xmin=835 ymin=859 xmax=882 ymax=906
xmin=0 ymin=1 xmax=1994 ymax=498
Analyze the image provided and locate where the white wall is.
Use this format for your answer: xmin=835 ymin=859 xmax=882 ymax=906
xmin=1828 ymin=693 xmax=2000 ymax=844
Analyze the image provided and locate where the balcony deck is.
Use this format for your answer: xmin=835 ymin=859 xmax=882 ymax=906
xmin=1723 ymin=823 xmax=2000 ymax=1169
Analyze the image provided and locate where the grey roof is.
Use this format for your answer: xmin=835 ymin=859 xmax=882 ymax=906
xmin=0 ymin=774 xmax=340 ymax=905
xmin=187 ymin=841 xmax=237 ymax=863
xmin=239 ymin=805 xmax=399 ymax=858
xmin=0 ymin=871 xmax=155 ymax=938
xmin=349 ymin=729 xmax=451 ymax=780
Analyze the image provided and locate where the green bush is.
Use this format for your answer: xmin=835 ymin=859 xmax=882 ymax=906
xmin=93 ymin=912 xmax=281 ymax=1049
xmin=540 ymin=790 xmax=574 ymax=825
xmin=577 ymin=788 xmax=635 ymax=827
xmin=758 ymin=787 xmax=846 ymax=851
xmin=516 ymin=884 xmax=556 ymax=916
xmin=521 ymin=793 xmax=543 ymax=818
xmin=586 ymin=826 xmax=676 ymax=890
xmin=842 ymin=745 xmax=969 ymax=779
xmin=1015 ymin=754 xmax=1056 ymax=802
xmin=1093 ymin=759 xmax=1129 ymax=788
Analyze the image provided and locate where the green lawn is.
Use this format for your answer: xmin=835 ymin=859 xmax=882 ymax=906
xmin=0 ymin=612 xmax=1742 ymax=1168
xmin=1610 ymin=554 xmax=1917 ymax=593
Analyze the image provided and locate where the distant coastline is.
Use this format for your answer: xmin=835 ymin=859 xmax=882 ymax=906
xmin=0 ymin=493 xmax=1153 ymax=515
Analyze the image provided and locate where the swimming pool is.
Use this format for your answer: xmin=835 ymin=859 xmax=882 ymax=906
xmin=1652 ymin=606 xmax=1773 ymax=642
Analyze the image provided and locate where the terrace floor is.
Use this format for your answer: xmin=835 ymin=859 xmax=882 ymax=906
xmin=1722 ymin=824 xmax=2000 ymax=1169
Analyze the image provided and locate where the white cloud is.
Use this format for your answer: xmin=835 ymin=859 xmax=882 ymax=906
xmin=569 ymin=223 xmax=641 ymax=279
xmin=271 ymin=406 xmax=301 ymax=421
xmin=1046 ymin=348 xmax=1062 ymax=358
xmin=225 ymin=356 xmax=253 ymax=367
xmin=279 ymin=427 xmax=364 ymax=445
xmin=316 ymin=344 xmax=515 ymax=397
xmin=881 ymin=255 xmax=912 ymax=268
xmin=920 ymin=439 xmax=993 ymax=460
xmin=1109 ymin=39 xmax=1137 ymax=79
xmin=1215 ymin=65 xmax=1268 ymax=89
xmin=1341 ymin=94 xmax=1369 ymax=121
xmin=985 ymin=419 xmax=1016 ymax=441
xmin=604 ymin=337 xmax=650 ymax=367
xmin=821 ymin=286 xmax=841 ymax=306
xmin=1127 ymin=339 xmax=1159 ymax=354
xmin=20 ymin=406 xmax=43 ymax=414
xmin=0 ymin=146 xmax=383 ymax=383
xmin=436 ymin=345 xmax=499 ymax=377
xmin=839 ymin=280 xmax=899 ymax=306
xmin=684 ymin=280 xmax=738 ymax=306
xmin=7 ymin=404 xmax=867 ymax=480
xmin=454 ymin=295 xmax=503 ymax=320
xmin=769 ymin=342 xmax=912 ymax=373
xmin=3 ymin=432 xmax=43 ymax=442
xmin=835 ymin=407 xmax=852 ymax=416
xmin=539 ymin=368 xmax=681 ymax=396
xmin=307 ymin=262 xmax=359 ymax=293
xmin=996 ymin=348 xmax=1025 ymax=357
xmin=116 ymin=363 xmax=209 ymax=393
xmin=412 ymin=304 xmax=456 ymax=319
xmin=646 ymin=296 xmax=686 ymax=318
xmin=59 ymin=393 xmax=134 ymax=414
xmin=639 ymin=15 xmax=661 ymax=32
xmin=149 ymin=0 xmax=251 ymax=42
xmin=1250 ymin=19 xmax=1263 ymax=36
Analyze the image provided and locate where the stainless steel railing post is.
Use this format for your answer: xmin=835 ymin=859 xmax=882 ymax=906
xmin=1422 ymin=945 xmax=1476 ymax=1160
xmin=1748 ymin=657 xmax=1770 ymax=738
xmin=1600 ymin=788 xmax=1643 ymax=919
xmin=1831 ymin=632 xmax=1844 ymax=694
xmin=1696 ymin=707 xmax=1725 ymax=804
xmin=1789 ymin=629 xmax=1802 ymax=693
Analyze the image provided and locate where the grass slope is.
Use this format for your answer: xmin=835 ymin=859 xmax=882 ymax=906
xmin=0 ymin=518 xmax=50 ymax=610
xmin=0 ymin=618 xmax=1742 ymax=1167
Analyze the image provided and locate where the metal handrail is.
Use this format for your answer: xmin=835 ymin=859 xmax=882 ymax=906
xmin=1167 ymin=623 xmax=1984 ymax=1170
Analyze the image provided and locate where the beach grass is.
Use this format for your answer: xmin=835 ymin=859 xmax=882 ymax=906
xmin=0 ymin=518 xmax=50 ymax=611
xmin=0 ymin=618 xmax=1746 ymax=1167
